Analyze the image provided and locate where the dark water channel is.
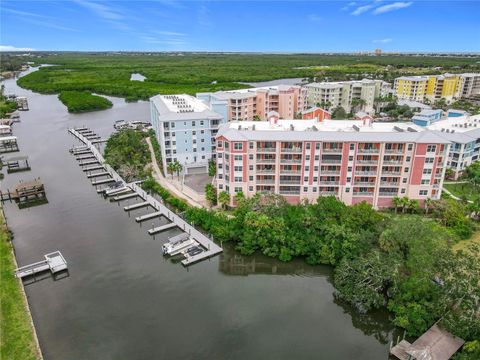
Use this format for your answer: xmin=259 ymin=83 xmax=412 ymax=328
xmin=1 ymin=68 xmax=399 ymax=360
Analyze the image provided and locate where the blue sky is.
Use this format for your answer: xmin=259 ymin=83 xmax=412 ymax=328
xmin=1 ymin=1 xmax=479 ymax=52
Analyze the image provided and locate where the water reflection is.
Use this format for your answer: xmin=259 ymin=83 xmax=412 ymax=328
xmin=219 ymin=242 xmax=330 ymax=277
xmin=220 ymin=242 xmax=402 ymax=346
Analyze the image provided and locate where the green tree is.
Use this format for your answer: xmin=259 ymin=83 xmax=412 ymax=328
xmin=205 ymin=184 xmax=217 ymax=207
xmin=167 ymin=162 xmax=176 ymax=179
xmin=331 ymin=106 xmax=347 ymax=119
xmin=218 ymin=191 xmax=230 ymax=210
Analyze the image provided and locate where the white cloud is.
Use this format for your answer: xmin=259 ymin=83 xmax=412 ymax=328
xmin=373 ymin=38 xmax=393 ymax=43
xmin=153 ymin=31 xmax=186 ymax=37
xmin=373 ymin=1 xmax=412 ymax=15
xmin=73 ymin=0 xmax=124 ymax=20
xmin=307 ymin=14 xmax=323 ymax=24
xmin=0 ymin=45 xmax=35 ymax=52
xmin=351 ymin=4 xmax=375 ymax=16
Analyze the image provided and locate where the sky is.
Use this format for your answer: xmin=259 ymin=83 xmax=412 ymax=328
xmin=1 ymin=1 xmax=479 ymax=52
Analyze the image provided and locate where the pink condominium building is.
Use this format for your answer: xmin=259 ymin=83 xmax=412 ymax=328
xmin=215 ymin=115 xmax=450 ymax=208
xmin=209 ymin=85 xmax=307 ymax=121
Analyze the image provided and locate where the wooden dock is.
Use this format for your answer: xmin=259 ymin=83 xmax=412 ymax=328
xmin=15 ymin=251 xmax=67 ymax=279
xmin=68 ymin=127 xmax=223 ymax=266
xmin=3 ymin=155 xmax=31 ymax=173
xmin=1 ymin=178 xmax=47 ymax=206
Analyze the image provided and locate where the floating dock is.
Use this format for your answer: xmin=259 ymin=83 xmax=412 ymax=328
xmin=68 ymin=127 xmax=223 ymax=266
xmin=135 ymin=211 xmax=162 ymax=222
xmin=15 ymin=251 xmax=67 ymax=279
xmin=148 ymin=222 xmax=177 ymax=235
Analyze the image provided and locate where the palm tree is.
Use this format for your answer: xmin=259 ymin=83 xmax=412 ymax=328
xmin=218 ymin=191 xmax=230 ymax=210
xmin=173 ymin=161 xmax=183 ymax=180
xmin=392 ymin=196 xmax=402 ymax=214
xmin=408 ymin=199 xmax=419 ymax=214
xmin=400 ymin=196 xmax=410 ymax=213
xmin=351 ymin=98 xmax=367 ymax=113
xmin=167 ymin=162 xmax=176 ymax=179
xmin=424 ymin=198 xmax=433 ymax=215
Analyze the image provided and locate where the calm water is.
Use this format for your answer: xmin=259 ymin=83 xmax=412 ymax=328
xmin=2 ymin=69 xmax=398 ymax=360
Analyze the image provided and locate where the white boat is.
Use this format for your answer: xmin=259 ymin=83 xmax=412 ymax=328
xmin=162 ymin=237 xmax=196 ymax=256
xmin=102 ymin=181 xmax=128 ymax=196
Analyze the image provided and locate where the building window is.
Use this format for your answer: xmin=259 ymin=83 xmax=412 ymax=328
xmin=234 ymin=166 xmax=243 ymax=172
xmin=423 ymin=169 xmax=432 ymax=174
xmin=303 ymin=187 xmax=308 ymax=192
xmin=219 ymin=184 xmax=223 ymax=189
xmin=402 ymin=178 xmax=407 ymax=183
xmin=200 ymin=121 xmax=204 ymax=126
xmin=249 ymin=142 xmax=254 ymax=149
xmin=408 ymin=144 xmax=413 ymax=151
xmin=404 ymin=167 xmax=409 ymax=173
xmin=306 ymin=143 xmax=311 ymax=150
xmin=249 ymin=165 xmax=253 ymax=171
xmin=419 ymin=190 xmax=428 ymax=196
xmin=312 ymin=187 xmax=317 ymax=192
xmin=349 ymin=156 xmax=353 ymax=161
xmin=346 ymin=188 xmax=350 ymax=193
xmin=235 ymin=187 xmax=242 ymax=193
xmin=401 ymin=189 xmax=406 ymax=194
xmin=425 ymin=157 xmax=434 ymax=163
xmin=249 ymin=154 xmax=253 ymax=160
xmin=306 ymin=155 xmax=310 ymax=160
xmin=304 ymin=176 xmax=308 ymax=182
xmin=217 ymin=141 xmax=223 ymax=148
xmin=350 ymin=144 xmax=355 ymax=150
xmin=249 ymin=176 xmax=253 ymax=181
xmin=427 ymin=145 xmax=436 ymax=153
xmin=315 ymin=143 xmax=320 ymax=150
xmin=249 ymin=186 xmax=253 ymax=192
xmin=234 ymin=155 xmax=242 ymax=161
xmin=234 ymin=177 xmax=243 ymax=182
xmin=234 ymin=143 xmax=243 ymax=150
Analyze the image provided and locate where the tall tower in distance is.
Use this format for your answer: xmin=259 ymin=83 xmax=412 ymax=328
xmin=375 ymin=48 xmax=382 ymax=56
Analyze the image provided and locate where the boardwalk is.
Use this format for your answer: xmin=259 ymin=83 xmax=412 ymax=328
xmin=68 ymin=127 xmax=222 ymax=266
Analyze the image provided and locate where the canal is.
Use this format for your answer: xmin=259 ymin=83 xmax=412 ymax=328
xmin=2 ymin=69 xmax=399 ymax=360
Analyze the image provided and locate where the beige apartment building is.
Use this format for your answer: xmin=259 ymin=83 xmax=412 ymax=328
xmin=205 ymin=85 xmax=307 ymax=121
xmin=304 ymin=79 xmax=391 ymax=114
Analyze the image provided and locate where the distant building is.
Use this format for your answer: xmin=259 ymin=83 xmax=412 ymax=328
xmin=150 ymin=94 xmax=226 ymax=174
xmin=411 ymin=109 xmax=443 ymax=127
xmin=394 ymin=73 xmax=480 ymax=103
xmin=200 ymin=85 xmax=307 ymax=121
xmin=375 ymin=48 xmax=382 ymax=56
xmin=304 ymin=79 xmax=391 ymax=114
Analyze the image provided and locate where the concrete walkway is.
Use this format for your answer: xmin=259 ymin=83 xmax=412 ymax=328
xmin=145 ymin=137 xmax=204 ymax=209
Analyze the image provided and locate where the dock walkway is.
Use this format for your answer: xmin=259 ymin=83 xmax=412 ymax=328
xmin=15 ymin=251 xmax=67 ymax=279
xmin=68 ymin=127 xmax=222 ymax=266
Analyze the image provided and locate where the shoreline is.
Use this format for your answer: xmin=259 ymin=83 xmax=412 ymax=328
xmin=1 ymin=207 xmax=43 ymax=360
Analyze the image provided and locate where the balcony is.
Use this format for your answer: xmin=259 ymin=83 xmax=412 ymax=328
xmin=357 ymin=148 xmax=380 ymax=154
xmin=320 ymin=170 xmax=341 ymax=175
xmin=257 ymin=147 xmax=276 ymax=153
xmin=280 ymin=159 xmax=302 ymax=164
xmin=434 ymin=173 xmax=443 ymax=178
xmin=281 ymin=148 xmax=303 ymax=153
xmin=322 ymin=148 xmax=343 ymax=153
xmin=257 ymin=179 xmax=275 ymax=185
xmin=356 ymin=171 xmax=377 ymax=176
xmin=380 ymin=181 xmax=400 ymax=187
xmin=257 ymin=158 xmax=276 ymax=164
xmin=383 ymin=160 xmax=402 ymax=165
xmin=280 ymin=169 xmax=302 ymax=174
xmin=354 ymin=182 xmax=376 ymax=187
xmin=382 ymin=171 xmax=401 ymax=176
xmin=321 ymin=159 xmax=342 ymax=164
xmin=353 ymin=192 xmax=374 ymax=196
xmin=319 ymin=181 xmax=340 ymax=185
xmin=379 ymin=192 xmax=398 ymax=197
xmin=280 ymin=180 xmax=301 ymax=185
xmin=384 ymin=149 xmax=404 ymax=154
xmin=279 ymin=190 xmax=301 ymax=195
xmin=256 ymin=169 xmax=275 ymax=174
xmin=319 ymin=191 xmax=338 ymax=196
xmin=357 ymin=160 xmax=378 ymax=165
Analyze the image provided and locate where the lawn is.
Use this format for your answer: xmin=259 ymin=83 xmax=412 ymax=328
xmin=0 ymin=212 xmax=40 ymax=360
xmin=443 ymin=182 xmax=480 ymax=202
xmin=453 ymin=229 xmax=480 ymax=253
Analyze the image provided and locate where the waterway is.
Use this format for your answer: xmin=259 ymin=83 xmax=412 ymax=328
xmin=1 ymin=68 xmax=399 ymax=360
